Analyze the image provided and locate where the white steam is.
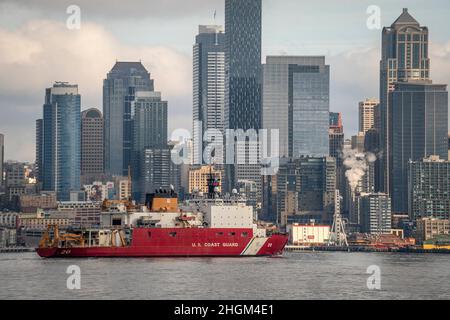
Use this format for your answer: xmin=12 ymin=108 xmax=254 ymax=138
xmin=342 ymin=146 xmax=376 ymax=193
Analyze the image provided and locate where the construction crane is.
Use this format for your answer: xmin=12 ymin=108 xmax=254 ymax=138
xmin=328 ymin=190 xmax=349 ymax=247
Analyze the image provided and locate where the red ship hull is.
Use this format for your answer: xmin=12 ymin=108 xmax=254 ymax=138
xmin=36 ymin=228 xmax=289 ymax=258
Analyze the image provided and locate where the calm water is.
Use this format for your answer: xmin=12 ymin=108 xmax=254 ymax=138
xmin=0 ymin=251 xmax=449 ymax=300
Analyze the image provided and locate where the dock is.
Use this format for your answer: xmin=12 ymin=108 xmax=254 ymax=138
xmin=285 ymin=245 xmax=450 ymax=254
xmin=0 ymin=247 xmax=35 ymax=253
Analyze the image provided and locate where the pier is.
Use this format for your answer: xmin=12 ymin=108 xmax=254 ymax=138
xmin=285 ymin=245 xmax=450 ymax=254
xmin=0 ymin=247 xmax=35 ymax=253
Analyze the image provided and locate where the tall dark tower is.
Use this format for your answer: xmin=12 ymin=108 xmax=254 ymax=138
xmin=224 ymin=0 xmax=262 ymax=195
xmin=103 ymin=62 xmax=154 ymax=177
xmin=224 ymin=0 xmax=262 ymax=131
xmin=379 ymin=8 xmax=430 ymax=195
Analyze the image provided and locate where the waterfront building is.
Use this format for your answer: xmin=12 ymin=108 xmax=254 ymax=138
xmin=103 ymin=62 xmax=154 ymax=176
xmin=263 ymin=56 xmax=330 ymax=158
xmin=391 ymin=82 xmax=448 ymax=213
xmin=81 ymin=108 xmax=104 ymax=184
xmin=193 ymin=25 xmax=225 ymax=165
xmin=57 ymin=201 xmax=102 ymax=229
xmin=40 ymin=82 xmax=81 ymax=201
xmin=408 ymin=156 xmax=450 ymax=220
xmin=288 ymin=223 xmax=330 ymax=246
xmin=379 ymin=8 xmax=430 ymax=195
xmin=359 ymin=193 xmax=392 ymax=234
xmin=415 ymin=217 xmax=450 ymax=243
xmin=19 ymin=192 xmax=57 ymax=214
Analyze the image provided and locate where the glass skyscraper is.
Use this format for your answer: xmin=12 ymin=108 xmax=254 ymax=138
xmin=225 ymin=0 xmax=262 ymax=131
xmin=193 ymin=25 xmax=225 ymax=165
xmin=224 ymin=0 xmax=262 ymax=196
xmin=391 ymin=82 xmax=448 ymax=213
xmin=379 ymin=8 xmax=430 ymax=195
xmin=40 ymin=82 xmax=81 ymax=201
xmin=103 ymin=62 xmax=154 ymax=176
xmin=263 ymin=56 xmax=330 ymax=158
xmin=132 ymin=91 xmax=169 ymax=201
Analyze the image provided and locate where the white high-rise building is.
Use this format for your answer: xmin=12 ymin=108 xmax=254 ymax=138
xmin=193 ymin=25 xmax=225 ymax=165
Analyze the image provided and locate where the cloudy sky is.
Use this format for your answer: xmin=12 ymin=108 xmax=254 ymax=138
xmin=0 ymin=0 xmax=449 ymax=162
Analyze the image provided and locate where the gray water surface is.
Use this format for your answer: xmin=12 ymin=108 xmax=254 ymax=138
xmin=0 ymin=252 xmax=449 ymax=300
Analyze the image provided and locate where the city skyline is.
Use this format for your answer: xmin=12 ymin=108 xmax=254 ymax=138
xmin=1 ymin=1 xmax=450 ymax=162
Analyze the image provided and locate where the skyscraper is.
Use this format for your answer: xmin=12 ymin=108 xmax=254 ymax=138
xmin=41 ymin=82 xmax=81 ymax=201
xmin=359 ymin=193 xmax=392 ymax=234
xmin=35 ymin=119 xmax=43 ymax=184
xmin=0 ymin=133 xmax=4 ymax=188
xmin=224 ymin=0 xmax=262 ymax=194
xmin=329 ymin=112 xmax=345 ymax=195
xmin=81 ymin=108 xmax=104 ymax=183
xmin=262 ymin=156 xmax=336 ymax=226
xmin=225 ymin=0 xmax=262 ymax=132
xmin=132 ymin=91 xmax=169 ymax=201
xmin=391 ymin=82 xmax=448 ymax=213
xmin=408 ymin=156 xmax=450 ymax=220
xmin=263 ymin=56 xmax=330 ymax=158
xmin=359 ymin=98 xmax=379 ymax=134
xmin=379 ymin=8 xmax=430 ymax=195
xmin=103 ymin=62 xmax=154 ymax=176
xmin=193 ymin=25 xmax=225 ymax=165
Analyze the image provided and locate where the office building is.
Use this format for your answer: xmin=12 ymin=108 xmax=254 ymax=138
xmin=40 ymin=82 xmax=81 ymax=201
xmin=132 ymin=91 xmax=168 ymax=201
xmin=35 ymin=120 xmax=43 ymax=184
xmin=188 ymin=165 xmax=222 ymax=194
xmin=415 ymin=217 xmax=450 ymax=242
xmin=224 ymin=0 xmax=262 ymax=193
xmin=359 ymin=193 xmax=392 ymax=234
xmin=359 ymin=98 xmax=379 ymax=134
xmin=408 ymin=156 xmax=450 ymax=220
xmin=136 ymin=148 xmax=178 ymax=202
xmin=103 ymin=61 xmax=154 ymax=176
xmin=351 ymin=132 xmax=366 ymax=153
xmin=391 ymin=82 xmax=448 ymax=213
xmin=262 ymin=156 xmax=336 ymax=226
xmin=263 ymin=56 xmax=330 ymax=158
xmin=193 ymin=25 xmax=225 ymax=165
xmin=81 ymin=108 xmax=104 ymax=183
xmin=379 ymin=8 xmax=430 ymax=195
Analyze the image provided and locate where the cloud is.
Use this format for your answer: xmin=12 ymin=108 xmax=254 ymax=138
xmin=0 ymin=0 xmax=223 ymax=20
xmin=0 ymin=19 xmax=192 ymax=161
